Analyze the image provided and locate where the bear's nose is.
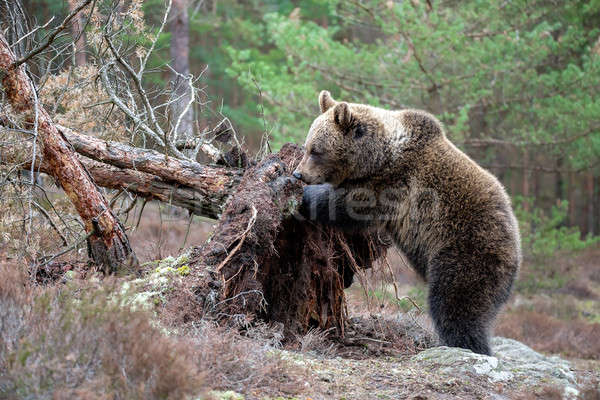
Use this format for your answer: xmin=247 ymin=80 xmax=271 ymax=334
xmin=292 ymin=171 xmax=302 ymax=180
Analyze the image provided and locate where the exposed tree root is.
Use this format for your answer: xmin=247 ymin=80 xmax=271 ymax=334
xmin=182 ymin=144 xmax=391 ymax=337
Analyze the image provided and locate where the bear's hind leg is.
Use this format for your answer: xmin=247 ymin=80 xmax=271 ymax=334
xmin=429 ymin=306 xmax=492 ymax=356
xmin=426 ymin=254 xmax=511 ymax=356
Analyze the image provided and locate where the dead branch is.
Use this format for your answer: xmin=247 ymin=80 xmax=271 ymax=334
xmin=12 ymin=0 xmax=93 ymax=68
xmin=0 ymin=32 xmax=137 ymax=272
xmin=1 ymin=126 xmax=242 ymax=219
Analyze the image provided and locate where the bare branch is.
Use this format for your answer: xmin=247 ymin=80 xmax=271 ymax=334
xmin=12 ymin=0 xmax=93 ymax=68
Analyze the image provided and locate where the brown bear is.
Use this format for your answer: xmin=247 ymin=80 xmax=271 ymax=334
xmin=292 ymin=91 xmax=521 ymax=355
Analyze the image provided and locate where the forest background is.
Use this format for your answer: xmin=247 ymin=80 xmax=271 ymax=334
xmin=17 ymin=0 xmax=600 ymax=249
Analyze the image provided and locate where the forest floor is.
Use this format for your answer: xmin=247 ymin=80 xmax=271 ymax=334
xmin=129 ymin=204 xmax=600 ymax=399
xmin=1 ymin=203 xmax=599 ymax=399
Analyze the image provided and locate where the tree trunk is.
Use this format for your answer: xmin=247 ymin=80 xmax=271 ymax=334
xmin=169 ymin=0 xmax=194 ymax=145
xmin=596 ymin=176 xmax=600 ymax=236
xmin=568 ymin=171 xmax=577 ymax=227
xmin=585 ymin=172 xmax=595 ymax=236
xmin=181 ymin=144 xmax=390 ymax=336
xmin=67 ymin=0 xmax=87 ymax=66
xmin=521 ymin=149 xmax=530 ymax=213
xmin=0 ymin=34 xmax=136 ymax=272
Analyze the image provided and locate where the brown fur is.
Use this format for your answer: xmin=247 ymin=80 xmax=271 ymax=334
xmin=294 ymin=91 xmax=521 ymax=355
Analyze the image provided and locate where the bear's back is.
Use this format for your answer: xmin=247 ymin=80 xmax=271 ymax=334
xmin=390 ymin=132 xmax=521 ymax=276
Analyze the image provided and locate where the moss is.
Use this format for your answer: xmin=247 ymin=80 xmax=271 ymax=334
xmin=64 ymin=270 xmax=76 ymax=280
xmin=177 ymin=264 xmax=190 ymax=276
xmin=175 ymin=252 xmax=190 ymax=265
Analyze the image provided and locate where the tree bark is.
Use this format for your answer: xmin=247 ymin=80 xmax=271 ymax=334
xmin=568 ymin=171 xmax=577 ymax=227
xmin=56 ymin=125 xmax=243 ymax=218
xmin=169 ymin=0 xmax=194 ymax=145
xmin=0 ymin=34 xmax=136 ymax=272
xmin=67 ymin=0 xmax=87 ymax=66
xmin=596 ymin=176 xmax=600 ymax=236
xmin=521 ymin=149 xmax=530 ymax=213
xmin=585 ymin=172 xmax=595 ymax=236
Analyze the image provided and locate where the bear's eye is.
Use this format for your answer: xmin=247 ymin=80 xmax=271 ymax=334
xmin=352 ymin=123 xmax=367 ymax=139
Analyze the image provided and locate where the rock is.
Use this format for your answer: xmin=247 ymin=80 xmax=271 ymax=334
xmin=413 ymin=337 xmax=578 ymax=398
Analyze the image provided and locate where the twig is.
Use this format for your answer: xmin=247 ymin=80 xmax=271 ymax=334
xmin=12 ymin=0 xmax=92 ymax=68
xmin=26 ymin=75 xmax=39 ymax=241
xmin=99 ymin=66 xmax=167 ymax=149
xmin=396 ymin=295 xmax=423 ymax=313
xmin=252 ymin=76 xmax=271 ymax=158
xmin=134 ymin=198 xmax=148 ymax=231
xmin=216 ymin=205 xmax=257 ymax=273
xmin=178 ymin=213 xmax=194 ymax=253
xmin=139 ymin=0 xmax=172 ymax=75
xmin=38 ymin=231 xmax=93 ymax=267
xmin=31 ymin=200 xmax=68 ymax=246
xmin=10 ymin=16 xmax=55 ymax=48
xmin=167 ymin=64 xmax=195 ymax=144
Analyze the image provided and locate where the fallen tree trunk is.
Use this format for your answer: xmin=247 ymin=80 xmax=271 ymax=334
xmin=0 ymin=33 xmax=137 ymax=272
xmin=3 ymin=131 xmax=391 ymax=335
xmin=56 ymin=125 xmax=243 ymax=205
xmin=3 ymin=129 xmax=392 ymax=337
xmin=1 ymin=125 xmax=243 ymax=219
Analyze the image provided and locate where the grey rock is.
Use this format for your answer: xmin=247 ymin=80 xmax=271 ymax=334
xmin=413 ymin=337 xmax=578 ymax=399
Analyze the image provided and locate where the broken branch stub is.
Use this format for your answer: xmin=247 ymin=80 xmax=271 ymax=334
xmin=186 ymin=144 xmax=391 ymax=337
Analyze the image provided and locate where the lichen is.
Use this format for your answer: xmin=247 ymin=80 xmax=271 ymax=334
xmin=207 ymin=391 xmax=244 ymax=400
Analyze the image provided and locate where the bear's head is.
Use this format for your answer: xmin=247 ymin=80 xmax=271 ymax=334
xmin=293 ymin=91 xmax=443 ymax=186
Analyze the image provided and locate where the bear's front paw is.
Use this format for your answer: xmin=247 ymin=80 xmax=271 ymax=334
xmin=300 ymin=183 xmax=337 ymax=221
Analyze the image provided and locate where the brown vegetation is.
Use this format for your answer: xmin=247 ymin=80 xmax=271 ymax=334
xmin=0 ymin=262 xmax=204 ymax=399
xmin=497 ymin=311 xmax=600 ymax=360
xmin=496 ymin=247 xmax=600 ymax=360
xmin=0 ymin=261 xmax=316 ymax=399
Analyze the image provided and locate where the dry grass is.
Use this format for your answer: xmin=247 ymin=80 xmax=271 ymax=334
xmin=497 ymin=310 xmax=600 ymax=360
xmin=0 ymin=262 xmax=205 ymax=399
xmin=295 ymin=328 xmax=339 ymax=357
xmin=511 ymin=385 xmax=564 ymax=399
xmin=188 ymin=322 xmax=312 ymax=398
xmin=494 ymin=247 xmax=600 ymax=360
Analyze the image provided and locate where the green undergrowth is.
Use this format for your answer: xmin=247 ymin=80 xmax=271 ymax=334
xmin=515 ymin=198 xmax=599 ymax=261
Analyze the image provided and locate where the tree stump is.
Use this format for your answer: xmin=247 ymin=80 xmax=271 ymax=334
xmin=186 ymin=144 xmax=390 ymax=337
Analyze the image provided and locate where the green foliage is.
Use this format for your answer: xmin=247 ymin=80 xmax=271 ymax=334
xmin=225 ymin=0 xmax=600 ymax=164
xmin=515 ymin=197 xmax=600 ymax=259
xmin=368 ymin=284 xmax=427 ymax=312
xmin=24 ymin=0 xmax=600 ymax=164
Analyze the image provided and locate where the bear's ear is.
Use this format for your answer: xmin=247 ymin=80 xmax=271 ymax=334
xmin=333 ymin=102 xmax=354 ymax=132
xmin=319 ymin=90 xmax=336 ymax=113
